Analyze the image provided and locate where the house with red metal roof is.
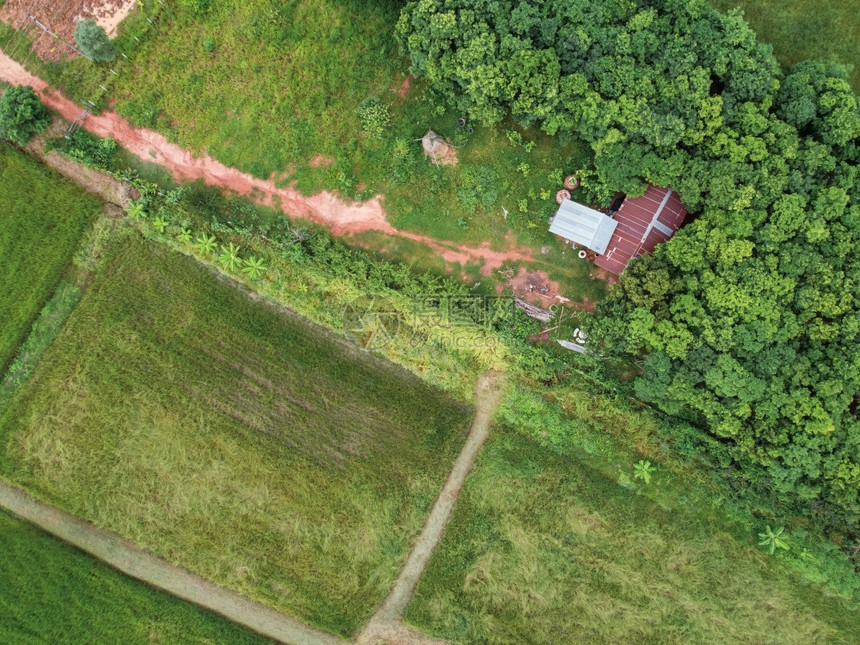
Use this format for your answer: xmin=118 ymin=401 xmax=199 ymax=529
xmin=550 ymin=185 xmax=688 ymax=275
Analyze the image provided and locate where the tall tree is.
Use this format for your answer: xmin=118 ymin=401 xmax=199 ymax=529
xmin=0 ymin=85 xmax=49 ymax=146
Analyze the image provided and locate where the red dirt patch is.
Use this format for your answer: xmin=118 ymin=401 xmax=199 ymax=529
xmin=0 ymin=0 xmax=136 ymax=62
xmin=309 ymin=154 xmax=335 ymax=169
xmin=499 ymin=267 xmax=567 ymax=306
xmin=592 ymin=266 xmax=619 ymax=284
xmin=397 ymin=75 xmax=412 ymax=98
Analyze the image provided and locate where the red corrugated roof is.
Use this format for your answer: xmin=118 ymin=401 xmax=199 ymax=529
xmin=594 ymin=186 xmax=687 ymax=275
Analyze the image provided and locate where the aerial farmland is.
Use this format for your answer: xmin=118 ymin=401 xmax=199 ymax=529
xmin=1 ymin=1 xmax=859 ymax=643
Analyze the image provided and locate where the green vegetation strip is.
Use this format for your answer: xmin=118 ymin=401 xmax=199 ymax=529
xmin=0 ymin=503 xmax=270 ymax=644
xmin=405 ymin=430 xmax=860 ymax=644
xmin=0 ymin=231 xmax=473 ymax=637
xmin=0 ymin=144 xmax=100 ymax=373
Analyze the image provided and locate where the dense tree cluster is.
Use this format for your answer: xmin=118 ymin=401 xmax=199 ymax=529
xmin=398 ymin=0 xmax=860 ymax=518
xmin=0 ymin=85 xmax=49 ymax=146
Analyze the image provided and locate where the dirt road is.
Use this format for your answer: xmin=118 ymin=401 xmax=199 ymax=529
xmin=0 ymin=479 xmax=348 ymax=645
xmin=0 ymin=51 xmax=536 ymax=275
xmin=357 ymin=371 xmax=506 ymax=645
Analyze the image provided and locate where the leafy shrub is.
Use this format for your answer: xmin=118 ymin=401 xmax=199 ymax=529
xmin=0 ymin=85 xmax=49 ymax=145
xmin=45 ymin=130 xmax=118 ymax=170
xmin=74 ymin=19 xmax=118 ymax=63
xmin=357 ymin=97 xmax=391 ymax=138
xmin=389 ymin=137 xmax=416 ymax=184
xmin=457 ymin=165 xmax=500 ymax=212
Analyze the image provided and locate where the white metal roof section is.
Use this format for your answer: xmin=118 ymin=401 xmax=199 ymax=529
xmin=549 ymin=199 xmax=618 ymax=255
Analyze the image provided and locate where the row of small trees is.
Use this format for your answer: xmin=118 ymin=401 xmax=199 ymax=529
xmin=397 ymin=0 xmax=860 ymax=522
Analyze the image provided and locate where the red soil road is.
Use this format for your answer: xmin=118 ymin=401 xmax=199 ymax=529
xmin=0 ymin=52 xmax=534 ymax=275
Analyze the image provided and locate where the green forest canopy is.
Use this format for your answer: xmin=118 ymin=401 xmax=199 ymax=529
xmin=397 ymin=0 xmax=860 ymax=521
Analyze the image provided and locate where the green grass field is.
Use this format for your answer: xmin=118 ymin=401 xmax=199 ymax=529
xmin=2 ymin=1 xmax=607 ymax=302
xmin=0 ymin=509 xmax=270 ymax=644
xmin=405 ymin=430 xmax=860 ymax=644
xmin=0 ymin=145 xmax=100 ymax=373
xmin=711 ymin=0 xmax=860 ymax=90
xmin=0 ymin=230 xmax=473 ymax=637
xmin=3 ymin=2 xmax=595 ymax=242
xmin=102 ymin=1 xmax=591 ymax=244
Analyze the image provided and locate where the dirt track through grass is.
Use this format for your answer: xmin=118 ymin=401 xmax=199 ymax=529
xmin=0 ymin=232 xmax=473 ymax=635
xmin=0 ymin=479 xmax=346 ymax=645
xmin=0 ymin=51 xmax=539 ymax=276
xmin=358 ymin=371 xmax=506 ymax=645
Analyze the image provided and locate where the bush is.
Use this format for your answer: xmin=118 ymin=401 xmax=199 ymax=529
xmin=44 ymin=130 xmax=119 ymax=170
xmin=74 ymin=19 xmax=118 ymax=63
xmin=357 ymin=97 xmax=390 ymax=138
xmin=0 ymin=85 xmax=49 ymax=146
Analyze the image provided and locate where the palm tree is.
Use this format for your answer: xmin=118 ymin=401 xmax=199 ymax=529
xmin=194 ymin=232 xmax=217 ymax=256
xmin=177 ymin=228 xmax=192 ymax=244
xmin=241 ymin=255 xmax=268 ymax=280
xmin=219 ymin=242 xmax=242 ymax=272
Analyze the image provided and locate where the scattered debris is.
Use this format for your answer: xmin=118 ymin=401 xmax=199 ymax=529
xmin=514 ymin=297 xmax=554 ymax=323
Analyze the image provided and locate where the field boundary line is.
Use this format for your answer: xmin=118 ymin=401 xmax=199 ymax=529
xmin=0 ymin=478 xmax=348 ymax=645
xmin=358 ymin=371 xmax=506 ymax=644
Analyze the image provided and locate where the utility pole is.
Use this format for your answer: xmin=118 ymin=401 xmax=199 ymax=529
xmin=25 ymin=13 xmax=93 ymax=61
xmin=66 ymin=109 xmax=89 ymax=138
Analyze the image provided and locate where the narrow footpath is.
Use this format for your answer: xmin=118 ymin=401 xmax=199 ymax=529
xmin=0 ymin=51 xmax=535 ymax=275
xmin=0 ymin=479 xmax=348 ymax=645
xmin=357 ymin=371 xmax=506 ymax=645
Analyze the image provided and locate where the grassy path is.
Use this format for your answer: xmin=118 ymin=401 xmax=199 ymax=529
xmin=0 ymin=479 xmax=348 ymax=645
xmin=358 ymin=371 xmax=506 ymax=645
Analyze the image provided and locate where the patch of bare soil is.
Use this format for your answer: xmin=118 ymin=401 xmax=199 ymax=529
xmin=592 ymin=266 xmax=619 ymax=283
xmin=358 ymin=620 xmax=446 ymax=645
xmin=395 ymin=75 xmax=412 ymax=99
xmin=499 ymin=267 xmax=568 ymax=305
xmin=309 ymin=154 xmax=335 ymax=168
xmin=0 ymin=0 xmax=136 ymax=62
xmin=569 ymin=295 xmax=596 ymax=312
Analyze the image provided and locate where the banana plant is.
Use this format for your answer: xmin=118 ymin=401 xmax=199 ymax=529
xmin=633 ymin=459 xmax=656 ymax=484
xmin=241 ymin=255 xmax=268 ymax=280
xmin=126 ymin=200 xmax=147 ymax=220
xmin=758 ymin=525 xmax=790 ymax=555
xmin=177 ymin=228 xmax=192 ymax=244
xmin=152 ymin=215 xmax=170 ymax=233
xmin=219 ymin=242 xmax=242 ymax=272
xmin=194 ymin=232 xmax=217 ymax=256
